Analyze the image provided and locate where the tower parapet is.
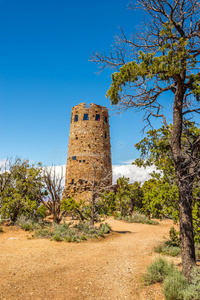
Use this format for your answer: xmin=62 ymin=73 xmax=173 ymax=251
xmin=64 ymin=102 xmax=112 ymax=200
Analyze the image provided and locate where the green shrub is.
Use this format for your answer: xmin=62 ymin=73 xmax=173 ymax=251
xmin=168 ymin=246 xmax=181 ymax=257
xmin=34 ymin=228 xmax=52 ymax=238
xmin=163 ymin=270 xmax=188 ymax=300
xmin=22 ymin=224 xmax=34 ymax=231
xmin=15 ymin=215 xmax=42 ymax=232
xmin=143 ymin=257 xmax=175 ymax=285
xmin=52 ymin=223 xmax=69 ymax=237
xmin=183 ymin=267 xmax=200 ymax=300
xmin=36 ymin=205 xmax=48 ymax=219
xmin=80 ymin=235 xmax=87 ymax=241
xmin=116 ymin=212 xmax=159 ymax=225
xmin=53 ymin=235 xmax=63 ymax=242
xmin=99 ymin=223 xmax=111 ymax=234
xmin=154 ymin=241 xmax=181 ymax=257
xmin=0 ymin=227 xmax=3 ymax=233
xmin=65 ymin=236 xmax=72 ymax=242
xmin=195 ymin=244 xmax=200 ymax=259
xmin=169 ymin=226 xmax=180 ymax=246
xmin=154 ymin=245 xmax=163 ymax=253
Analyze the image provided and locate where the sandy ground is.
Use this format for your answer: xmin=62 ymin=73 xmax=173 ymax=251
xmin=0 ymin=218 xmax=181 ymax=300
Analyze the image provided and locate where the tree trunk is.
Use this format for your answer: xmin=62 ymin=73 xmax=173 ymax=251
xmin=178 ymin=181 xmax=196 ymax=279
xmin=91 ymin=194 xmax=95 ymax=226
xmin=172 ymin=84 xmax=196 ymax=279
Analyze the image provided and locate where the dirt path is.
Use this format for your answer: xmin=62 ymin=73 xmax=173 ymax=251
xmin=0 ymin=218 xmax=179 ymax=300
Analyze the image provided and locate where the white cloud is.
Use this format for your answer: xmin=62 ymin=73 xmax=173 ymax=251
xmin=49 ymin=162 xmax=156 ymax=185
xmin=112 ymin=163 xmax=156 ymax=184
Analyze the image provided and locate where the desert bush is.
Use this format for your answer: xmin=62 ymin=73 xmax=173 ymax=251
xmin=169 ymin=227 xmax=180 ymax=247
xmin=195 ymin=244 xmax=200 ymax=259
xmin=116 ymin=212 xmax=159 ymax=225
xmin=182 ymin=267 xmax=200 ymax=300
xmin=168 ymin=246 xmax=181 ymax=257
xmin=65 ymin=236 xmax=72 ymax=242
xmin=163 ymin=269 xmax=188 ymax=300
xmin=143 ymin=257 xmax=175 ymax=285
xmin=99 ymin=223 xmax=111 ymax=234
xmin=36 ymin=205 xmax=48 ymax=219
xmin=75 ymin=221 xmax=91 ymax=233
xmin=34 ymin=228 xmax=52 ymax=238
xmin=155 ymin=242 xmax=181 ymax=257
xmin=15 ymin=215 xmax=41 ymax=232
xmin=33 ymin=220 xmax=112 ymax=242
xmin=53 ymin=235 xmax=63 ymax=242
xmin=0 ymin=227 xmax=3 ymax=233
xmin=154 ymin=245 xmax=163 ymax=254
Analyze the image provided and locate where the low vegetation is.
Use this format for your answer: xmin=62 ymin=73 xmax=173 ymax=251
xmin=14 ymin=215 xmax=111 ymax=243
xmin=115 ymin=211 xmax=159 ymax=225
xmin=143 ymin=258 xmax=200 ymax=300
xmin=154 ymin=227 xmax=200 ymax=259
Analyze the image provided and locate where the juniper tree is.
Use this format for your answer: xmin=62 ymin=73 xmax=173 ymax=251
xmin=91 ymin=0 xmax=200 ymax=279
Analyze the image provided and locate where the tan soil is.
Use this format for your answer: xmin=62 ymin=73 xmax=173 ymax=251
xmin=0 ymin=218 xmax=181 ymax=300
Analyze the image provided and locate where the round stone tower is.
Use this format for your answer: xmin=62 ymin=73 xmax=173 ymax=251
xmin=64 ymin=102 xmax=112 ymax=200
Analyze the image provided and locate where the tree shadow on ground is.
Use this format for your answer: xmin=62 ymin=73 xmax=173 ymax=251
xmin=114 ymin=230 xmax=132 ymax=234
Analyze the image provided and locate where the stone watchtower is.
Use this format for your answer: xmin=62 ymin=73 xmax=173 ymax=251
xmin=64 ymin=102 xmax=112 ymax=200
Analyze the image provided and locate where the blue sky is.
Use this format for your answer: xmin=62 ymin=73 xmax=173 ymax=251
xmin=0 ymin=0 xmax=171 ymax=167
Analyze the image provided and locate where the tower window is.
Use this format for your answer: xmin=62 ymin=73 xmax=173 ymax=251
xmin=72 ymin=179 xmax=74 ymax=184
xmin=72 ymin=156 xmax=76 ymax=160
xmin=105 ymin=133 xmax=107 ymax=138
xmin=83 ymin=160 xmax=85 ymax=163
xmin=95 ymin=114 xmax=100 ymax=121
xmin=79 ymin=160 xmax=81 ymax=163
xmin=74 ymin=115 xmax=78 ymax=122
xmin=105 ymin=116 xmax=107 ymax=123
xmin=76 ymin=137 xmax=78 ymax=140
xmin=83 ymin=114 xmax=89 ymax=121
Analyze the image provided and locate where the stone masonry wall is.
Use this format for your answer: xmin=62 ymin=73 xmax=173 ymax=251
xmin=64 ymin=102 xmax=112 ymax=201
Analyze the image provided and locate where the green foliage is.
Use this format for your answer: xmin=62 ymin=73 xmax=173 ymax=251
xmin=169 ymin=227 xmax=180 ymax=247
xmin=15 ymin=215 xmax=42 ymax=232
xmin=116 ymin=211 xmax=159 ymax=225
xmin=98 ymin=191 xmax=116 ymax=216
xmin=65 ymin=236 xmax=72 ymax=242
xmin=35 ymin=205 xmax=48 ymax=219
xmin=183 ymin=267 xmax=200 ymax=300
xmin=115 ymin=177 xmax=144 ymax=216
xmin=135 ymin=124 xmax=200 ymax=241
xmin=155 ymin=242 xmax=181 ymax=257
xmin=106 ymin=22 xmax=200 ymax=104
xmin=53 ymin=235 xmax=63 ymax=242
xmin=192 ymin=201 xmax=200 ymax=243
xmin=0 ymin=159 xmax=44 ymax=222
xmin=144 ymin=258 xmax=200 ymax=300
xmin=34 ymin=228 xmax=52 ymax=238
xmin=163 ymin=270 xmax=188 ymax=300
xmin=34 ymin=220 xmax=112 ymax=242
xmin=99 ymin=222 xmax=111 ymax=234
xmin=0 ymin=227 xmax=3 ymax=233
xmin=195 ymin=244 xmax=200 ymax=259
xmin=143 ymin=257 xmax=175 ymax=285
xmin=60 ymin=197 xmax=80 ymax=212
